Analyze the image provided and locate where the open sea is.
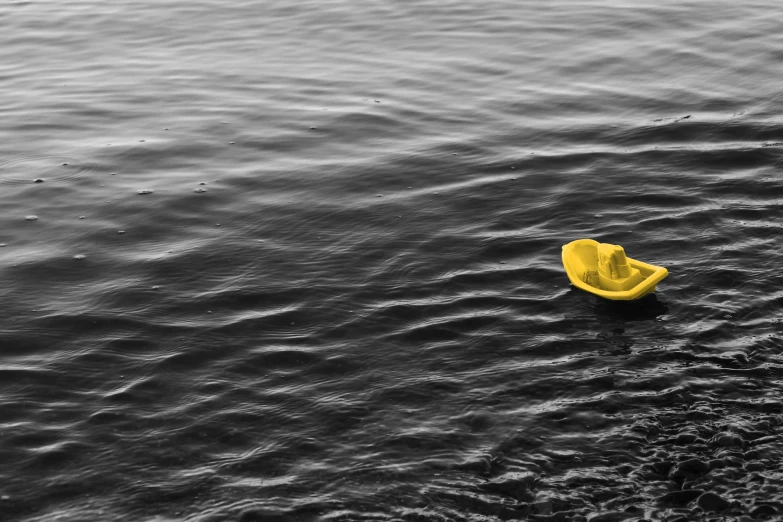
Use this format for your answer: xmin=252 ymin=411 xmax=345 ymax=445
xmin=1 ymin=1 xmax=782 ymax=521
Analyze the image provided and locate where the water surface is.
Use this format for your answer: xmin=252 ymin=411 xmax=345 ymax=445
xmin=1 ymin=1 xmax=782 ymax=521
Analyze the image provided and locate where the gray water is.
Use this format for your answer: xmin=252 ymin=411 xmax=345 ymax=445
xmin=1 ymin=1 xmax=782 ymax=521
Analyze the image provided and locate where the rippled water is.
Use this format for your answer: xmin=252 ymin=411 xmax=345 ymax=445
xmin=1 ymin=1 xmax=782 ymax=521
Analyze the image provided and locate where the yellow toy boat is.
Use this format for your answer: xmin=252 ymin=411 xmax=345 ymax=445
xmin=562 ymin=239 xmax=668 ymax=300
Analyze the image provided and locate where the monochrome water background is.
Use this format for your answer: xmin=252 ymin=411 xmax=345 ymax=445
xmin=1 ymin=1 xmax=782 ymax=521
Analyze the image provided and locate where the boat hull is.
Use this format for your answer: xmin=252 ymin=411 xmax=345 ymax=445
xmin=562 ymin=239 xmax=668 ymax=300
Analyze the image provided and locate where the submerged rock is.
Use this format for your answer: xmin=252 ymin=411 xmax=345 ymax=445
xmin=477 ymin=472 xmax=537 ymax=502
xmin=587 ymin=511 xmax=629 ymax=521
xmin=696 ymin=492 xmax=730 ymax=512
xmin=669 ymin=458 xmax=709 ymax=480
xmin=750 ymin=504 xmax=777 ymax=518
xmin=656 ymin=489 xmax=704 ymax=506
xmin=651 ymin=461 xmax=675 ymax=475
xmin=675 ymin=432 xmax=701 ymax=444
xmin=712 ymin=432 xmax=744 ymax=448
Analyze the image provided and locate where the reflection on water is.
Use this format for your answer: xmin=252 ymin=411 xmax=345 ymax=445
xmin=593 ymin=293 xmax=670 ymax=323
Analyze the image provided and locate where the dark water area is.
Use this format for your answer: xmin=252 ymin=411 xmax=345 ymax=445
xmin=1 ymin=1 xmax=782 ymax=521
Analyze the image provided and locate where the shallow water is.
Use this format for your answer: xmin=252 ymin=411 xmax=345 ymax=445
xmin=1 ymin=1 xmax=782 ymax=521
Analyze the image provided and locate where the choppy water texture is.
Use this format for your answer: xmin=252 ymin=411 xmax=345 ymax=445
xmin=1 ymin=1 xmax=783 ymax=521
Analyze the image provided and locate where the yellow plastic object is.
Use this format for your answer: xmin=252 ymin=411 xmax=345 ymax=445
xmin=561 ymin=239 xmax=668 ymax=300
